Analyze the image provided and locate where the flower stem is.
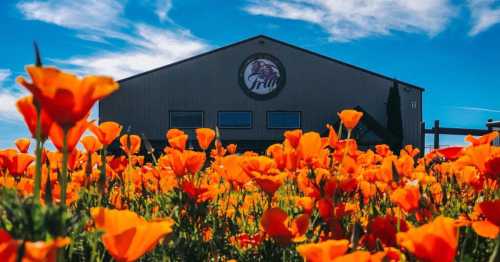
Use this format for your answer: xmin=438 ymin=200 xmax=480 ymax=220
xmin=60 ymin=130 xmax=69 ymax=207
xmin=33 ymin=107 xmax=43 ymax=203
xmin=489 ymin=235 xmax=500 ymax=262
xmin=99 ymin=147 xmax=107 ymax=194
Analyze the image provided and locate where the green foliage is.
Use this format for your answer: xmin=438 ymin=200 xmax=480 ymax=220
xmin=387 ymin=81 xmax=404 ymax=152
xmin=0 ymin=188 xmax=84 ymax=241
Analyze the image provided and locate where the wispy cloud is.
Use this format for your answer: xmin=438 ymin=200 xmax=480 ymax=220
xmin=468 ymin=0 xmax=500 ymax=36
xmin=17 ymin=0 xmax=127 ymax=42
xmin=244 ymin=0 xmax=457 ymax=42
xmin=156 ymin=0 xmax=173 ymax=22
xmin=0 ymin=69 xmax=11 ymax=83
xmin=452 ymin=106 xmax=500 ymax=114
xmin=0 ymin=69 xmax=26 ymax=123
xmin=58 ymin=25 xmax=209 ymax=79
xmin=17 ymin=0 xmax=210 ymax=79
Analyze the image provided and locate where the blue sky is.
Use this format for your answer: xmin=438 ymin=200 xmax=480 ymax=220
xmin=0 ymin=0 xmax=499 ymax=150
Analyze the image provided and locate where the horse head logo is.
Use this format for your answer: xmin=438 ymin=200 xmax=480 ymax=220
xmin=246 ymin=60 xmax=280 ymax=91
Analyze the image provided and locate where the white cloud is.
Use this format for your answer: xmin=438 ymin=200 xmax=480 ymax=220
xmin=453 ymin=106 xmax=500 ymax=114
xmin=245 ymin=0 xmax=456 ymax=42
xmin=17 ymin=0 xmax=126 ymax=32
xmin=468 ymin=0 xmax=500 ymax=35
xmin=59 ymin=24 xmax=209 ymax=79
xmin=0 ymin=69 xmax=27 ymax=122
xmin=156 ymin=0 xmax=173 ymax=22
xmin=0 ymin=69 xmax=11 ymax=83
xmin=17 ymin=0 xmax=210 ymax=80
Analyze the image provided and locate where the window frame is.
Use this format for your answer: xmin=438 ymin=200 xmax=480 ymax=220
xmin=169 ymin=111 xmax=204 ymax=129
xmin=217 ymin=111 xmax=253 ymax=129
xmin=266 ymin=111 xmax=302 ymax=129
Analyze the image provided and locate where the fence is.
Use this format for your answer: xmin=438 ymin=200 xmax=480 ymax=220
xmin=421 ymin=120 xmax=493 ymax=150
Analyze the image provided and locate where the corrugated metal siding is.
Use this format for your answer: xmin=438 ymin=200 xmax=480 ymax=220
xmin=399 ymin=85 xmax=422 ymax=146
xmin=100 ymin=36 xmax=423 ymax=147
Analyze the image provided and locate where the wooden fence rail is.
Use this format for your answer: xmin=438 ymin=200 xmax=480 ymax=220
xmin=421 ymin=120 xmax=493 ymax=150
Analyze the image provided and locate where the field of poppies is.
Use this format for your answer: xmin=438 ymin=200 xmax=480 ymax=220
xmin=1 ymin=53 xmax=500 ymax=262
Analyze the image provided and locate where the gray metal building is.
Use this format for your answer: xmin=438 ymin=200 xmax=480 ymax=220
xmin=99 ymin=35 xmax=424 ymax=151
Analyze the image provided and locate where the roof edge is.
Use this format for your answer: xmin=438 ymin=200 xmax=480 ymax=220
xmin=118 ymin=35 xmax=266 ymax=83
xmin=118 ymin=34 xmax=424 ymax=91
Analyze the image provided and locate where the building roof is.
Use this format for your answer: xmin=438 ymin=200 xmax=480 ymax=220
xmin=118 ymin=35 xmax=424 ymax=91
xmin=487 ymin=120 xmax=500 ymax=128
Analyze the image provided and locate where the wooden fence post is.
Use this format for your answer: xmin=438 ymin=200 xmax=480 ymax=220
xmin=433 ymin=120 xmax=440 ymax=149
xmin=420 ymin=121 xmax=425 ymax=156
xmin=487 ymin=119 xmax=493 ymax=132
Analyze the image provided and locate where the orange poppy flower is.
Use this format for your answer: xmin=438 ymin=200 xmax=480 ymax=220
xmin=88 ymin=121 xmax=122 ymax=146
xmin=91 ymin=208 xmax=174 ymax=262
xmin=332 ymin=251 xmax=372 ymax=262
xmin=168 ymin=149 xmax=206 ymax=177
xmin=317 ymin=198 xmax=334 ymax=222
xmin=226 ymin=144 xmax=237 ymax=154
xmin=284 ymin=129 xmax=302 ymax=148
xmin=401 ymin=145 xmax=420 ymax=158
xmin=326 ymin=124 xmax=339 ymax=148
xmin=81 ymin=136 xmax=102 ymax=154
xmin=363 ymin=215 xmax=409 ymax=250
xmin=397 ymin=216 xmax=458 ymax=262
xmin=48 ymin=118 xmax=89 ymax=153
xmin=296 ymin=239 xmax=349 ymax=262
xmin=0 ymin=229 xmax=17 ymax=261
xmin=0 ymin=229 xmax=70 ymax=262
xmin=213 ymin=155 xmax=249 ymax=188
xmin=465 ymin=131 xmax=499 ymax=146
xmin=15 ymin=138 xmax=31 ymax=153
xmin=260 ymin=207 xmax=309 ymax=244
xmin=337 ymin=109 xmax=363 ymax=130
xmin=166 ymin=129 xmax=188 ymax=151
xmin=485 ymin=156 xmax=500 ymax=179
xmin=119 ymin=134 xmax=141 ymax=155
xmin=181 ymin=180 xmax=210 ymax=202
xmin=390 ymin=185 xmax=420 ymax=212
xmin=370 ymin=247 xmax=403 ymax=262
xmin=184 ymin=150 xmax=206 ymax=174
xmin=297 ymin=132 xmax=322 ymax=164
xmin=436 ymin=146 xmax=463 ymax=161
xmin=375 ymin=144 xmax=392 ymax=157
xmin=252 ymin=171 xmax=287 ymax=197
xmin=241 ymin=156 xmax=286 ymax=196
xmin=296 ymin=196 xmax=314 ymax=214
xmin=461 ymin=144 xmax=491 ymax=173
xmin=471 ymin=200 xmax=500 ymax=239
xmin=0 ymin=149 xmax=35 ymax=177
xmin=241 ymin=156 xmax=276 ymax=177
xmin=266 ymin=144 xmax=286 ymax=170
xmin=360 ymin=180 xmax=377 ymax=200
xmin=17 ymin=66 xmax=119 ymax=129
xmin=166 ymin=128 xmax=185 ymax=140
xmin=23 ymin=237 xmax=71 ymax=262
xmin=195 ymin=128 xmax=215 ymax=150
xmin=16 ymin=95 xmax=54 ymax=140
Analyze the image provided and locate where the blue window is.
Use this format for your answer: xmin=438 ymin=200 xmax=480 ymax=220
xmin=169 ymin=111 xmax=203 ymax=128
xmin=218 ymin=111 xmax=252 ymax=128
xmin=267 ymin=111 xmax=301 ymax=129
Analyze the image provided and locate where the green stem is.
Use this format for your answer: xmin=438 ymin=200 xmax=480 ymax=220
xmin=99 ymin=147 xmax=107 ymax=194
xmin=16 ymin=240 xmax=25 ymax=262
xmin=85 ymin=151 xmax=91 ymax=188
xmin=60 ymin=130 xmax=69 ymax=207
xmin=337 ymin=129 xmax=352 ymax=175
xmin=338 ymin=122 xmax=343 ymax=140
xmin=489 ymin=235 xmax=500 ymax=262
xmin=33 ymin=107 xmax=43 ymax=202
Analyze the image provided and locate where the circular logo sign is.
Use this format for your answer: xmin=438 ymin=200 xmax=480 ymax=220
xmin=239 ymin=54 xmax=285 ymax=99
